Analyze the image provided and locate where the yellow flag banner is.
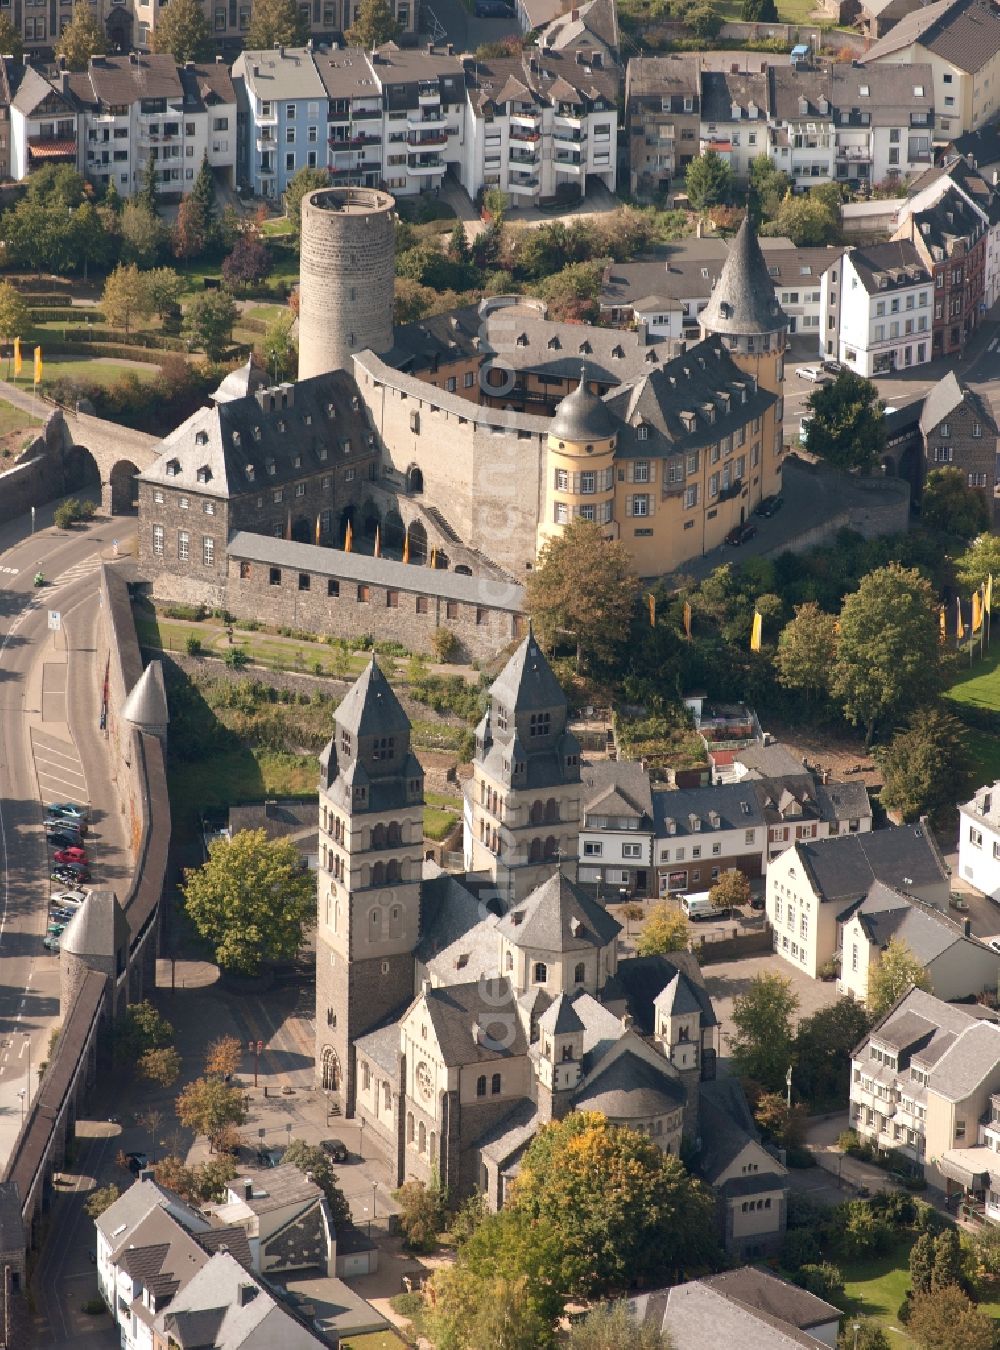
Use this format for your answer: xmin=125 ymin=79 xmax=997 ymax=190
xmin=682 ymin=601 xmax=692 ymax=639
xmin=750 ymin=610 xmax=763 ymax=653
xmin=13 ymin=337 xmax=21 ymax=376
xmin=647 ymin=592 xmax=656 ymax=627
xmin=374 ymin=525 xmax=381 ymax=558
xmin=403 ymin=529 xmax=410 ymax=565
xmin=315 ymin=513 xmax=321 ymax=546
xmin=344 ymin=520 xmax=353 ymax=553
xmin=974 ymin=588 xmax=983 ymax=633
xmin=939 ymin=605 xmax=947 ymax=644
xmin=430 ymin=547 xmax=437 ymax=569
xmin=988 ymin=574 xmax=994 ymax=613
xmin=33 ymin=346 xmax=41 ymax=384
xmin=957 ymin=596 xmax=965 ymax=641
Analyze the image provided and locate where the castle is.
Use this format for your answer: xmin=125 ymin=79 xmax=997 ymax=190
xmin=135 ymin=186 xmax=789 ymax=660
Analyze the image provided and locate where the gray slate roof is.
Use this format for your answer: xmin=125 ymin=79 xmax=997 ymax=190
xmin=62 ymin=888 xmax=127 ymax=960
xmin=335 ymin=658 xmax=410 ymax=741
xmin=574 ymin=1047 xmax=685 ymax=1118
xmin=846 ymin=240 xmax=930 ymax=296
xmin=605 ymin=952 xmax=717 ymax=1033
xmin=653 ymin=782 xmax=764 ymax=839
xmin=582 ymin=758 xmax=653 ymax=822
xmin=658 ymin=1281 xmax=830 ymax=1349
xmin=123 ymin=660 xmax=168 ymax=731
xmin=865 ymin=0 xmax=1000 ymax=72
xmin=919 ymin=369 xmax=998 ymax=436
xmin=423 ymin=979 xmax=526 ymax=1066
xmin=796 ymin=824 xmax=948 ymax=904
xmin=550 ymin=369 xmax=617 ymax=442
xmin=931 ymin=1019 xmax=1000 ymax=1102
xmin=95 ymin=1177 xmax=207 ymax=1246
xmin=538 ymin=992 xmax=585 ymax=1035
xmin=854 ymin=882 xmax=979 ymax=966
xmin=354 ymin=1021 xmax=401 ymax=1077
xmin=490 ymin=632 xmax=567 ymax=715
xmin=496 ymin=872 xmax=622 ymax=953
xmin=700 ymin=1268 xmax=841 ymax=1332
xmin=698 ymin=216 xmax=789 ymax=339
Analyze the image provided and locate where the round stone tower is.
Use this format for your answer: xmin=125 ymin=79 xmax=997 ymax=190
xmin=698 ymin=214 xmax=789 ymax=396
xmin=538 ymin=368 xmax=617 ymax=553
xmin=298 ymin=187 xmax=396 ymax=381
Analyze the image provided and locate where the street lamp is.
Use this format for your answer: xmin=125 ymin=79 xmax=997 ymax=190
xmin=24 ymin=1034 xmax=31 ymax=1108
xmin=853 ymin=1321 xmax=861 ymax=1350
xmin=786 ymin=1062 xmax=793 ymax=1111
xmin=17 ymin=1090 xmax=25 ymax=1123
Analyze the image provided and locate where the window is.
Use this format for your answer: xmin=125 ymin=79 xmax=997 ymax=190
xmin=583 ymin=841 xmax=603 ymax=856
xmin=534 ymin=961 xmax=547 ymax=983
xmin=202 ymin=536 xmax=215 ymax=566
xmin=177 ymin=530 xmax=189 ymax=561
xmin=269 ymin=566 xmax=281 ymax=586
xmin=357 ymin=585 xmax=370 ymax=603
xmin=476 ymin=1075 xmax=486 ymax=1097
xmin=152 ymin=524 xmax=164 ymax=557
xmin=491 ymin=1073 xmax=501 ymax=1095
xmin=416 ymin=596 xmax=429 ymax=614
xmin=327 ymin=579 xmax=339 ymax=597
xmin=622 ymin=843 xmax=642 ymax=859
xmin=446 ymin=600 xmax=458 ymax=620
xmin=970 ymin=826 xmax=983 ymax=848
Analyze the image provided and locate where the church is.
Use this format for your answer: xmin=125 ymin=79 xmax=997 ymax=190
xmin=314 ymin=636 xmax=789 ymax=1255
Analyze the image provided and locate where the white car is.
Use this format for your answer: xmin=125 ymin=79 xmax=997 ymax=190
xmin=51 ymin=887 xmax=88 ymax=908
xmin=795 ymin=365 xmax=827 ymax=382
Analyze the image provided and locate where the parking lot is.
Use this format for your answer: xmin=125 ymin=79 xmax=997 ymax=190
xmin=702 ymin=953 xmax=843 ymax=1057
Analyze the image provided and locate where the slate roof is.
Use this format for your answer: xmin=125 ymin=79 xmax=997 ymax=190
xmin=353 ymin=1020 xmax=401 ymax=1077
xmin=111 ymin=1205 xmax=207 ymax=1302
xmin=652 ymin=782 xmax=764 ymax=839
xmin=490 ymin=632 xmax=567 ymax=715
xmin=228 ymin=1165 xmax=321 ymax=1216
xmin=931 ymin=1019 xmax=1000 ymax=1101
xmin=415 ymin=874 xmax=495 ymax=965
xmin=582 ymin=759 xmax=653 ymax=822
xmin=701 ymin=69 xmax=769 ymax=123
xmin=61 ymin=888 xmax=127 ymax=960
xmin=628 ymin=53 xmax=700 ymax=102
xmin=424 ymin=912 xmax=499 ymax=987
xmin=86 ymin=53 xmax=183 ymax=105
xmin=335 ymin=658 xmax=410 ymax=741
xmin=574 ymin=1047 xmax=685 ymax=1117
xmin=795 ymin=824 xmax=949 ymax=905
xmin=949 ymin=123 xmax=1000 ymax=177
xmin=962 ymin=780 xmax=1000 ymax=829
xmin=701 ymin=1269 xmax=840 ymax=1332
xmin=480 ymin=311 xmax=661 ymax=388
xmin=606 ymin=953 xmax=717 ymax=1033
xmin=658 ymin=1280 xmax=831 ymax=1349
xmin=903 ymin=181 xmax=987 ymax=257
xmin=846 ymin=240 xmax=931 ymax=296
xmin=919 ymin=369 xmax=998 ymax=436
xmin=550 ymin=369 xmax=617 ymax=442
xmin=698 ymin=216 xmax=789 ymax=339
xmin=654 ymin=969 xmax=705 ymax=1019
xmin=865 ymin=0 xmax=1000 ymax=72
xmin=123 ymin=660 xmax=168 ymax=731
xmin=384 ymin=303 xmax=482 ymax=375
xmin=477 ymin=1098 xmax=542 ymax=1169
xmin=212 ymin=359 xmax=269 ymax=405
xmin=538 ymin=992 xmax=585 ymax=1035
xmin=496 ymin=872 xmax=622 ymax=953
xmin=852 ymin=882 xmax=985 ymax=967
xmin=95 ymin=1178 xmax=208 ymax=1246
xmin=11 ymin=65 xmax=74 ymax=116
xmin=696 ymin=1076 xmax=776 ymax=1185
xmin=423 ymin=979 xmax=526 ymax=1066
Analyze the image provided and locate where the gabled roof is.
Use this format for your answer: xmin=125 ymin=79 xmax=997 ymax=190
xmin=794 ymin=824 xmax=948 ymax=905
xmin=700 ymin=1268 xmax=841 ymax=1333
xmin=496 ymin=872 xmax=622 ymax=953
xmin=489 ymin=632 xmax=567 ymax=715
xmin=582 ymin=759 xmax=653 ymax=821
xmin=538 ymin=992 xmax=585 ymax=1035
xmin=699 ymin=216 xmax=789 ymax=339
xmin=421 ymin=979 xmax=526 ymax=1066
xmin=573 ymin=1046 xmax=685 ymax=1117
xmin=919 ymin=368 xmax=998 ymax=436
xmin=865 ymin=0 xmax=1000 ymax=73
xmin=605 ymin=952 xmax=717 ymax=1033
xmin=845 ymin=240 xmax=930 ymax=296
xmin=658 ymin=1279 xmax=831 ymax=1348
xmin=335 ymin=657 xmax=410 ymax=741
xmin=61 ymin=888 xmax=128 ymax=960
xmin=95 ymin=1177 xmax=208 ymax=1246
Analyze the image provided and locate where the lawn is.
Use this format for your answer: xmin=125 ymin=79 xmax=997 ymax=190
xmin=168 ymin=748 xmax=317 ymax=832
xmin=425 ymin=805 xmax=461 ymax=841
xmin=261 ymin=217 xmax=295 ymax=237
xmin=943 ymin=641 xmax=1000 ymax=781
xmin=715 ymin=0 xmax=825 ymax=18
xmin=8 ymin=357 xmax=158 ymax=389
xmin=0 ymin=398 xmax=41 ymax=436
xmin=340 ymin=1332 xmax=409 ymax=1350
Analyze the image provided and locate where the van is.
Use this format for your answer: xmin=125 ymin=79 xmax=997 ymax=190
xmin=681 ymin=891 xmax=715 ymax=921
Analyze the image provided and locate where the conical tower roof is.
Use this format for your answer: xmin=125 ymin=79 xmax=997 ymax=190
xmin=490 ymin=632 xmax=566 ymax=714
xmin=122 ymin=661 xmax=168 ymax=731
xmin=539 ymin=992 xmax=585 ymax=1036
xmin=335 ymin=657 xmax=410 ymax=739
xmin=699 ymin=215 xmax=788 ymax=338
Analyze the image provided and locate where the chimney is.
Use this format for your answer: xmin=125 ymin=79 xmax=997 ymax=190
xmin=238 ymin=1283 xmax=258 ymax=1308
xmin=421 ymin=977 xmax=431 ymax=996
xmin=621 ymin=1012 xmax=633 ymax=1030
xmin=252 ymin=64 xmax=260 ymax=78
xmin=426 ymin=40 xmax=434 ymax=53
xmin=965 ymin=918 xmax=972 ymax=938
xmin=184 ymin=59 xmax=194 ymax=69
xmin=216 ymin=53 xmax=224 ymax=63
xmin=129 ymin=51 xmax=138 ymax=64
xmin=276 ymin=43 xmax=284 ymax=56
xmin=279 ymin=380 xmax=294 ymax=407
xmin=243 ymin=1178 xmax=253 ymax=1200
xmin=447 ymin=42 xmax=454 ymax=54
xmin=58 ymin=54 xmax=66 ymax=71
xmin=636 ymin=318 xmax=648 ymax=346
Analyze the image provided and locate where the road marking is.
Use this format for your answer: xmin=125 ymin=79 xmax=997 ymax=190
xmin=34 ymin=758 xmax=87 ymax=781
xmin=32 ymin=742 xmax=81 ymax=766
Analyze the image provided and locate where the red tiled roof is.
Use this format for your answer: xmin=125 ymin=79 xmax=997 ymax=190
xmin=28 ymin=139 xmax=76 ymax=159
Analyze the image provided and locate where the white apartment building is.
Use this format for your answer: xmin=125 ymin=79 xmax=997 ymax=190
xmin=819 ymin=240 xmax=933 ymax=376
xmin=8 ymin=66 xmax=78 ymax=182
xmin=959 ymin=780 xmax=1000 ymax=899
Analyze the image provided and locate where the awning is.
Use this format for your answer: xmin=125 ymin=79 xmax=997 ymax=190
xmin=937 ymin=1149 xmax=992 ymax=1189
xmin=28 ymin=140 xmax=76 ymax=159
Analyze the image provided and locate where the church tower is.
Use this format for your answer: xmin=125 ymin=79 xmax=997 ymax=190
xmin=466 ymin=633 xmax=582 ymax=907
xmin=698 ymin=214 xmax=789 ymax=398
xmin=315 ymin=658 xmax=424 ymax=1116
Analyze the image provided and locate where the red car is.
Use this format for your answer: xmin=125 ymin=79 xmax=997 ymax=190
xmin=53 ymin=847 xmax=88 ymax=865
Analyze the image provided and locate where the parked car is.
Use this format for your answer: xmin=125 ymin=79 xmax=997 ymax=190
xmin=47 ymin=922 xmax=65 ymax=936
xmin=52 ymin=865 xmax=91 ymax=884
xmin=44 ymin=818 xmax=85 ymax=839
xmin=46 ymin=802 xmax=88 ymax=821
xmin=795 ymin=365 xmax=828 ymax=382
xmin=475 ymin=0 xmax=513 ymax=14
xmin=49 ymin=907 xmax=75 ymax=922
xmin=256 ymin=1148 xmax=283 ymax=1168
xmin=725 ymin=522 xmax=757 ymax=546
xmin=47 ymin=830 xmax=84 ymax=849
xmin=51 ymin=888 xmax=87 ymax=907
xmin=821 ymin=360 xmax=843 ymax=375
xmin=42 ymin=935 xmax=60 ymax=952
xmin=125 ymin=1152 xmax=148 ymax=1175
xmin=54 ymin=847 xmax=88 ymax=865
xmin=756 ymin=495 xmax=783 ymax=518
xmin=321 ymin=1138 xmax=349 ymax=1163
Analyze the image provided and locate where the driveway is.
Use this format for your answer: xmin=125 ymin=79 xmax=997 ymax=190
xmin=701 ymin=952 xmax=842 ymax=1060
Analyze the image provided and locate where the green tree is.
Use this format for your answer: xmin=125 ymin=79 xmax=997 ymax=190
xmin=204 ymin=1035 xmax=243 ymax=1078
xmin=867 ymin=937 xmax=932 ymax=1016
xmin=795 ymin=1262 xmax=845 ymax=1304
xmin=447 ymin=219 xmax=471 ymax=265
xmin=259 ymin=311 xmax=297 ymax=381
xmin=792 ymin=998 xmax=872 ymax=1107
xmin=0 ymin=13 xmax=23 ymax=60
xmin=910 ymin=1231 xmax=937 ymax=1296
xmin=568 ymin=1301 xmax=675 ymax=1349
xmin=534 ymin=261 xmax=604 ymax=322
xmin=875 ymin=708 xmax=974 ymax=828
xmin=742 ymin=0 xmax=777 ymax=18
xmin=932 ymin=1229 xmax=964 ymax=1291
xmin=151 ymin=0 xmax=212 ymax=61
xmin=709 ymin=867 xmax=751 ymax=913
xmin=120 ymin=200 xmax=167 ymax=267
xmin=102 ymin=263 xmax=154 ymax=335
xmin=837 ymin=1322 xmax=891 ymax=1350
xmin=285 ymin=165 xmax=331 ymax=232
xmin=729 ymin=972 xmax=798 ymax=1093
xmin=191 ymin=155 xmax=218 ymax=243
xmin=281 ymin=1139 xmax=351 ymax=1227
xmin=682 ymin=1 xmax=723 ymax=40
xmin=907 ymin=1284 xmax=996 ymax=1350
xmin=683 ymin=150 xmax=734 ymax=211
xmin=182 ymin=289 xmax=237 ymax=361
xmin=753 ymin=1092 xmax=807 ymax=1148
xmin=526 ymin=519 xmax=638 ymax=672
xmin=114 ymin=1000 xmax=174 ymax=1066
xmin=748 ymin=154 xmax=790 ymax=225
xmin=137 ymin=155 xmax=160 ymax=217
xmin=182 ymin=828 xmax=315 ymax=976
xmin=172 ymin=194 xmax=208 ymax=259
xmin=175 ymin=1076 xmax=246 ymax=1149
xmin=347 ymin=0 xmax=401 ymax=47
xmin=70 ymin=200 xmax=114 ymax=278
xmin=636 ymin=903 xmax=689 ymax=956
xmin=509 ymin=1112 xmax=718 ymax=1297
xmin=247 ymin=0 xmax=308 ymax=47
xmin=921 ymin=467 xmax=991 ymax=539
xmin=145 ymin=266 xmax=183 ymax=320
xmin=0 ymin=282 xmax=30 ymax=346
xmin=139 ymin=1046 xmax=182 ymax=1087
xmin=832 ymin=563 xmax=945 ymax=745
xmin=763 ymin=193 xmax=840 ymax=246
xmin=804 ymin=370 xmax=885 ymax=474
xmin=953 ymin=532 xmax=1000 ymax=591
xmin=775 ymin=602 xmax=839 ymax=704
xmin=85 ymin=1184 xmax=121 ymax=1219
xmin=27 ymin=164 xmax=87 ymax=207
xmin=56 ymin=1 xmax=106 ymax=70
xmin=194 ymin=1155 xmax=237 ymax=1202
xmin=394 ymin=1177 xmax=446 ymax=1251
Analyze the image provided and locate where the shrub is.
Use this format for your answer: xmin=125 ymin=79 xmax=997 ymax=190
xmin=81 ymin=1298 xmax=107 ymax=1315
xmin=224 ymin=648 xmax=249 ymax=669
xmin=818 ymin=956 xmax=840 ymax=981
xmin=162 ymin=602 xmax=206 ymax=621
xmin=838 ymin=1128 xmax=862 ymax=1153
xmin=781 ymin=1228 xmax=820 ymax=1271
xmin=431 ymin=627 xmax=460 ymax=663
xmin=185 ymin=634 xmax=203 ymax=656
xmin=794 ymin=1261 xmax=845 ymax=1305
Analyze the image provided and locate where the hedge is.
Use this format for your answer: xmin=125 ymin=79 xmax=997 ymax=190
xmin=52 ymin=328 xmax=187 ymax=351
xmin=237 ymin=317 xmax=268 ymax=335
xmin=38 ymin=341 xmax=165 ymax=364
xmin=31 ymin=307 xmax=106 ymax=324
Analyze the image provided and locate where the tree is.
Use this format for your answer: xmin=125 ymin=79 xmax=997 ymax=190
xmin=910 ymin=1231 xmax=937 ymax=1296
xmin=762 ymin=194 xmax=840 ymax=246
xmin=832 ymin=564 xmax=946 ymax=745
xmin=222 ymin=233 xmax=271 ymax=288
xmin=259 ymin=311 xmax=297 ymax=382
xmin=568 ymin=1301 xmax=674 ymax=1349
xmin=172 ymin=194 xmax=208 ymax=259
xmin=682 ymin=2 xmax=723 ymax=41
xmin=932 ymin=1229 xmax=963 ymax=1291
xmin=0 ymin=13 xmax=23 ymax=60
xmin=394 ymin=1177 xmax=446 ymax=1251
xmin=182 ymin=828 xmax=315 ymax=976
xmin=775 ymin=602 xmax=839 ymax=704
xmin=907 ymin=1284 xmax=996 ymax=1350
xmin=635 ymin=903 xmax=689 ymax=956
xmin=102 ymin=263 xmax=154 ymax=335
xmin=347 ymin=0 xmax=401 ymax=47
xmin=742 ymin=0 xmax=777 ymax=18
xmin=748 ymin=154 xmax=790 ymax=225
xmin=114 ymin=1000 xmax=174 ymax=1066
xmin=194 ymin=1155 xmax=237 ymax=1202
xmin=875 ymin=708 xmax=974 ymax=828
xmin=191 ymin=155 xmax=218 ymax=244
xmin=175 ymin=1076 xmax=246 ymax=1149
xmin=867 ymin=937 xmax=932 ymax=1016
xmin=281 ymin=1139 xmax=351 ymax=1227
xmin=151 ymin=1155 xmax=196 ymax=1199
xmin=429 ymin=1267 xmax=557 ymax=1350
xmin=182 ymin=289 xmax=237 ymax=361
xmin=285 ymin=166 xmax=330 ymax=232
xmin=535 ymin=261 xmax=604 ymax=322
xmin=753 ymin=1092 xmax=806 ymax=1148
xmin=136 ymin=155 xmax=160 ymax=218
xmin=447 ymin=219 xmax=471 ymax=266
xmin=509 ymin=1112 xmax=718 ymax=1297
xmin=526 ymin=520 xmax=638 ymax=672
xmin=70 ymin=200 xmax=115 ymax=278
xmin=151 ymin=0 xmax=211 ymax=61
xmin=145 ymin=267 xmax=183 ymax=320
xmin=921 ymin=467 xmax=991 ymax=539
xmin=953 ymin=533 xmax=1000 ymax=592
xmin=247 ymin=0 xmax=308 ymax=47
xmin=683 ymin=151 xmax=734 ymax=211
xmin=709 ymin=868 xmax=751 ymax=913
xmin=85 ymin=1184 xmax=120 ymax=1219
xmin=804 ymin=370 xmax=885 ymax=473
xmin=26 ymin=164 xmax=87 ymax=208
xmin=792 ymin=998 xmax=872 ymax=1107
xmin=837 ymin=1322 xmax=891 ymax=1350
xmin=729 ymin=972 xmax=798 ymax=1093
xmin=139 ymin=1046 xmax=182 ymax=1087
xmin=0 ymin=283 xmax=29 ymax=346
xmin=794 ymin=1261 xmax=845 ymax=1304
xmin=56 ymin=1 xmax=106 ymax=70
xmin=205 ymin=1035 xmax=243 ymax=1079
xmin=120 ymin=200 xmax=168 ymax=267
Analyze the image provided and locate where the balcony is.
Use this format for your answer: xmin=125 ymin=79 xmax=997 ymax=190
xmin=406 ymin=156 xmax=445 ymax=175
xmin=835 ymin=145 xmax=872 ymax=162
xmin=554 ymin=111 xmax=583 ymax=128
xmin=509 ymin=127 xmax=541 ymax=145
xmin=509 ymin=149 xmax=538 ymax=165
xmin=352 ymin=106 xmax=382 ymax=121
xmin=510 ymin=111 xmax=540 ymax=128
xmin=329 ymin=132 xmax=382 ymax=149
xmin=258 ymin=164 xmax=276 ymax=177
xmin=418 ymin=88 xmax=441 ymax=106
xmin=256 ymin=135 xmax=276 ymax=151
xmin=508 ymin=177 xmax=539 ymax=195
xmin=407 ymin=130 xmax=447 ymax=147
xmin=407 ymin=112 xmax=447 ymax=131
xmin=257 ymin=111 xmax=278 ymax=126
xmin=553 ymin=129 xmax=587 ymax=149
xmin=554 ymin=157 xmax=583 ymax=175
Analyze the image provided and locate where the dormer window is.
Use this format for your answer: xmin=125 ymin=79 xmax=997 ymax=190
xmin=165 ymin=458 xmax=181 ymax=477
xmin=612 ymin=344 xmax=625 ymax=359
xmin=517 ymin=333 xmax=529 ymax=347
xmin=195 ymin=430 xmax=208 ymax=445
xmin=252 ymin=426 xmax=262 ymax=441
xmin=278 ymin=420 xmax=287 ymax=433
xmin=304 ymin=413 xmax=312 ymax=426
xmin=232 ymin=431 xmax=241 ymax=447
xmin=637 ymin=423 xmax=649 ymax=440
xmin=579 ymin=340 xmax=592 ymax=355
xmin=547 ymin=336 xmax=561 ymax=350
xmin=326 ymin=402 xmax=336 ymax=418
xmin=293 ymin=454 xmax=301 ymax=467
xmin=245 ymin=464 xmax=254 ymax=481
xmin=265 ymin=458 xmax=276 ymax=475
xmin=196 ymin=465 xmax=212 ymax=483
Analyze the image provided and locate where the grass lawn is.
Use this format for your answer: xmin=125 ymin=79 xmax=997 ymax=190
xmin=9 ymin=358 xmax=158 ymax=390
xmin=425 ymin=805 xmax=460 ymax=841
xmin=715 ymin=0 xmax=823 ymax=17
xmin=0 ymin=398 xmax=41 ymax=436
xmin=841 ymin=1240 xmax=915 ymax=1339
xmin=168 ymin=748 xmax=317 ymax=830
xmin=246 ymin=304 xmax=287 ymax=322
xmin=261 ymin=217 xmax=295 ymax=237
xmin=339 ymin=1332 xmax=410 ymax=1350
xmin=943 ymin=641 xmax=1000 ymax=781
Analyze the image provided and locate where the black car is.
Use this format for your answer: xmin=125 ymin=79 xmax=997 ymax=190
xmin=52 ymin=865 xmax=91 ymax=884
xmin=475 ymin=0 xmax=513 ymax=14
xmin=47 ymin=831 xmax=82 ymax=849
xmin=125 ymin=1151 xmax=148 ymax=1175
xmin=756 ymin=495 xmax=783 ymax=518
xmin=821 ymin=359 xmax=843 ymax=375
xmin=725 ymin=522 xmax=757 ymax=547
xmin=321 ymin=1138 xmax=349 ymax=1163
